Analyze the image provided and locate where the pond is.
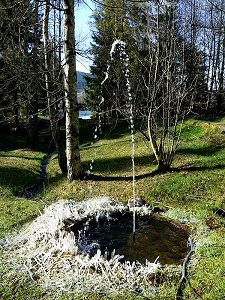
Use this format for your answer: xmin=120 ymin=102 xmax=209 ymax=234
xmin=72 ymin=211 xmax=189 ymax=265
xmin=79 ymin=110 xmax=93 ymax=120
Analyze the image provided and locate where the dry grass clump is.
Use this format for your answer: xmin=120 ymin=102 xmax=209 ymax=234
xmin=5 ymin=197 xmax=160 ymax=298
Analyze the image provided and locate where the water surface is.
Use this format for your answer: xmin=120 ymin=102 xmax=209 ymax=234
xmin=73 ymin=212 xmax=188 ymax=265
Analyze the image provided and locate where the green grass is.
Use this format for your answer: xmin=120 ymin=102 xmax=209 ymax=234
xmin=0 ymin=119 xmax=225 ymax=299
xmin=0 ymin=133 xmax=47 ymax=237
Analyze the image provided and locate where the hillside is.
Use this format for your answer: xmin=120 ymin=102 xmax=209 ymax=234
xmin=0 ymin=118 xmax=225 ymax=299
xmin=77 ymin=71 xmax=91 ymax=92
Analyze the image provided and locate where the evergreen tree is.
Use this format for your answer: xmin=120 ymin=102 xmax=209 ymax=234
xmin=85 ymin=0 xmax=137 ymax=119
xmin=0 ymin=0 xmax=43 ymax=142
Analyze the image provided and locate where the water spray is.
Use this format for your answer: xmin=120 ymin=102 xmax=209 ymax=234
xmin=101 ymin=39 xmax=136 ymax=244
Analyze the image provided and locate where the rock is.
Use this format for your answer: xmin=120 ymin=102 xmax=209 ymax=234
xmin=152 ymin=207 xmax=164 ymax=213
xmin=206 ymin=218 xmax=220 ymax=229
xmin=128 ymin=197 xmax=146 ymax=207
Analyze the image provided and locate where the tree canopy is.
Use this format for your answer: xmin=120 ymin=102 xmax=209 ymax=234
xmin=85 ymin=0 xmax=225 ymax=170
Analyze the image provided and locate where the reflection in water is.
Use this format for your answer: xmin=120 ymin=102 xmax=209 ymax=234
xmin=73 ymin=212 xmax=188 ymax=265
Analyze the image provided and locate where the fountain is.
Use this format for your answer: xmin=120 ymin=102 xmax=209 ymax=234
xmin=5 ymin=197 xmax=190 ymax=297
xmin=80 ymin=39 xmax=190 ymax=265
xmin=109 ymin=39 xmax=137 ymax=244
xmin=2 ymin=40 xmax=192 ymax=299
xmin=87 ymin=39 xmax=138 ymax=242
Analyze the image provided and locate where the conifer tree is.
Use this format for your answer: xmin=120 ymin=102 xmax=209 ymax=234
xmin=0 ymin=0 xmax=42 ymax=141
xmin=85 ymin=0 xmax=136 ymax=118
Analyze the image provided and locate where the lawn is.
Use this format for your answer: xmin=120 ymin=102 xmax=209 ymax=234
xmin=0 ymin=133 xmax=47 ymax=238
xmin=0 ymin=119 xmax=225 ymax=299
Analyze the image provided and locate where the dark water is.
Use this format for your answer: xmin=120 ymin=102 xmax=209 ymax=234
xmin=73 ymin=212 xmax=189 ymax=265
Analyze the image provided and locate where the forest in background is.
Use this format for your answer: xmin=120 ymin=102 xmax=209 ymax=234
xmin=1 ymin=0 xmax=225 ymax=175
xmin=86 ymin=0 xmax=225 ymax=171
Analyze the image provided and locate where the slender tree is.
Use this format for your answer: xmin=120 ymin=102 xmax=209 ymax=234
xmin=63 ymin=0 xmax=82 ymax=180
xmin=87 ymin=0 xmax=205 ymax=171
xmin=43 ymin=0 xmax=67 ymax=173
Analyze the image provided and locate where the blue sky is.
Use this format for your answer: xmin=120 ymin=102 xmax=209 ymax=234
xmin=75 ymin=0 xmax=95 ymax=72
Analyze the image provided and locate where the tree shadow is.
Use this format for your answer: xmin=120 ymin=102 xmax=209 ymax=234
xmin=0 ymin=132 xmax=50 ymax=154
xmin=172 ymin=163 xmax=225 ymax=173
xmin=88 ymin=170 xmax=159 ymax=182
xmin=43 ymin=149 xmax=225 ymax=187
xmin=0 ymin=166 xmax=38 ymax=193
xmin=82 ymin=154 xmax=156 ymax=175
xmin=79 ymin=121 xmax=130 ymax=145
xmin=0 ymin=134 xmax=27 ymax=152
xmin=177 ymin=143 xmax=224 ymax=157
xmin=81 ymin=143 xmax=102 ymax=151
xmin=47 ymin=173 xmax=65 ymax=186
xmin=87 ymin=162 xmax=225 ymax=182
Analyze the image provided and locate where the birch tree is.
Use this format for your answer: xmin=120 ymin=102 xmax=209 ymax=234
xmin=43 ymin=0 xmax=67 ymax=173
xmin=63 ymin=0 xmax=82 ymax=181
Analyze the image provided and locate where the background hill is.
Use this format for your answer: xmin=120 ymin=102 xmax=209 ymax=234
xmin=77 ymin=71 xmax=91 ymax=92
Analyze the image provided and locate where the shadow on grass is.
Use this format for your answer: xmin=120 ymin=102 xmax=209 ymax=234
xmin=83 ymin=154 xmax=156 ymax=174
xmin=0 ymin=134 xmax=27 ymax=152
xmin=43 ymin=158 xmax=225 ymax=189
xmin=0 ymin=132 xmax=50 ymax=154
xmin=48 ymin=173 xmax=65 ymax=186
xmin=177 ymin=143 xmax=224 ymax=157
xmin=88 ymin=170 xmax=158 ymax=182
xmin=79 ymin=121 xmax=130 ymax=145
xmin=80 ymin=143 xmax=102 ymax=151
xmin=172 ymin=163 xmax=225 ymax=173
xmin=0 ymin=166 xmax=37 ymax=193
xmin=88 ymin=162 xmax=225 ymax=182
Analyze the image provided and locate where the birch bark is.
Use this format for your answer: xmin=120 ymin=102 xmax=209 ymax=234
xmin=63 ymin=0 xmax=81 ymax=181
xmin=43 ymin=0 xmax=67 ymax=173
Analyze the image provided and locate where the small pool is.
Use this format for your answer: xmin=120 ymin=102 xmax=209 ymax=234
xmin=72 ymin=212 xmax=189 ymax=265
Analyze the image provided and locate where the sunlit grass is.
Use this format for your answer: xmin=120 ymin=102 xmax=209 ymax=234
xmin=0 ymin=118 xmax=225 ymax=299
xmin=0 ymin=199 xmax=44 ymax=238
xmin=43 ymin=118 xmax=225 ymax=299
xmin=0 ymin=133 xmax=46 ymax=237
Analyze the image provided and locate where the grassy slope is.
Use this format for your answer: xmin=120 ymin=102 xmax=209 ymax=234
xmin=0 ymin=134 xmax=47 ymax=237
xmin=0 ymin=119 xmax=225 ymax=299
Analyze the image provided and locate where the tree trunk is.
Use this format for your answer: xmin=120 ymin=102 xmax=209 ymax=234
xmin=13 ymin=89 xmax=19 ymax=131
xmin=63 ymin=0 xmax=81 ymax=181
xmin=26 ymin=91 xmax=38 ymax=144
xmin=43 ymin=0 xmax=67 ymax=173
xmin=147 ymin=110 xmax=171 ymax=172
xmin=145 ymin=3 xmax=183 ymax=172
xmin=217 ymin=6 xmax=225 ymax=113
xmin=217 ymin=32 xmax=225 ymax=113
xmin=24 ymin=1 xmax=38 ymax=144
